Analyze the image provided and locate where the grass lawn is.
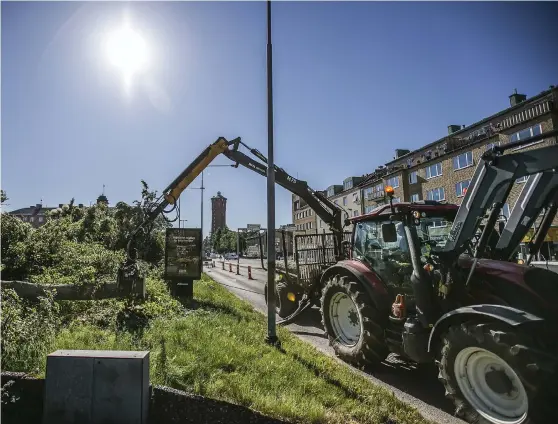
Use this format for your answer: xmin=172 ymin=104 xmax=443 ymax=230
xmin=48 ymin=275 xmax=430 ymax=424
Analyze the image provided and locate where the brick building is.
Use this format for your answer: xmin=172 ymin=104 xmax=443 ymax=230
xmin=211 ymin=191 xmax=227 ymax=234
xmin=294 ymin=86 xmax=558 ymax=247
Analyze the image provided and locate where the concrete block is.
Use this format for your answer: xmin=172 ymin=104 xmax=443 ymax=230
xmin=43 ymin=350 xmax=150 ymax=424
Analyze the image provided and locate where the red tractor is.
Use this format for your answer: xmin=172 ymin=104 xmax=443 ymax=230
xmin=313 ymin=130 xmax=558 ymax=424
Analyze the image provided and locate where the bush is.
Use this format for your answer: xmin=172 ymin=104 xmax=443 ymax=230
xmin=1 ymin=289 xmax=60 ymax=373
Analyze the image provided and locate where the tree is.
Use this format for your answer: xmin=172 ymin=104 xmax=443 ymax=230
xmin=1 ymin=190 xmax=8 ymax=205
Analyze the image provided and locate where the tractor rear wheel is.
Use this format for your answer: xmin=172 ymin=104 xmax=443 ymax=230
xmin=437 ymin=321 xmax=555 ymax=424
xmin=264 ymin=281 xmax=298 ymax=319
xmin=320 ymin=274 xmax=388 ymax=366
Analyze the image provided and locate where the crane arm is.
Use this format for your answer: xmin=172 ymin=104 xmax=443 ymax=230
xmin=122 ymin=136 xmax=345 ymax=271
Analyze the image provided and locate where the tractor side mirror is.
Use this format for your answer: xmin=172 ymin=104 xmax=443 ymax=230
xmin=381 ymin=223 xmax=397 ymax=243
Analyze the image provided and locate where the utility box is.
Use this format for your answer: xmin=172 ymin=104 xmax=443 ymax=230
xmin=43 ymin=350 xmax=150 ymax=424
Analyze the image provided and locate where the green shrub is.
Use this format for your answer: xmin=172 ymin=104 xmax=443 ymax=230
xmin=1 ymin=289 xmax=60 ymax=373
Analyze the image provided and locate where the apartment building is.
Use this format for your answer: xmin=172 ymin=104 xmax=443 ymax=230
xmin=316 ymin=177 xmax=365 ymax=232
xmin=292 ymin=194 xmax=318 ymax=233
xmin=381 ymin=87 xmax=557 ymax=218
xmin=293 ymin=85 xmax=558 ymax=250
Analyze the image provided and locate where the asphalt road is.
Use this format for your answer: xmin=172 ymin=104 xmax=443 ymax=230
xmin=204 ymin=258 xmax=466 ymax=424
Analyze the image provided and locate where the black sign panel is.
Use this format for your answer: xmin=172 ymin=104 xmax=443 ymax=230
xmin=164 ymin=228 xmax=202 ymax=280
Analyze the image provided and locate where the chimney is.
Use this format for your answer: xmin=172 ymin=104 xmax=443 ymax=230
xmin=78 ymin=203 xmax=84 ymax=208
xmin=59 ymin=204 xmax=63 ymax=208
xmin=29 ymin=205 xmax=35 ymax=209
xmin=35 ymin=203 xmax=42 ymax=209
xmin=448 ymin=125 xmax=461 ymax=135
xmin=509 ymin=89 xmax=527 ymax=107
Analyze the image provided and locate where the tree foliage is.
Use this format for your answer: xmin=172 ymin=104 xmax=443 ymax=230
xmin=0 ymin=181 xmax=184 ymax=373
xmin=1 ymin=181 xmax=170 ymax=283
xmin=208 ymin=227 xmax=247 ymax=254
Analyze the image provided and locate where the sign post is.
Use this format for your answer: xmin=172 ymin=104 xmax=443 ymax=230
xmin=164 ymin=228 xmax=203 ymax=298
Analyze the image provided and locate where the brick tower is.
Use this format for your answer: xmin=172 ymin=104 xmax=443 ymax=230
xmin=211 ymin=191 xmax=227 ymax=234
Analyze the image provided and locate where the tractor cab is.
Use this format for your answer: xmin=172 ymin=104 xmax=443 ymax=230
xmin=349 ymin=198 xmax=459 ymax=298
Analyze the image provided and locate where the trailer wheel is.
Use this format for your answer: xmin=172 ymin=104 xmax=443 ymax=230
xmin=320 ymin=274 xmax=388 ymax=366
xmin=438 ymin=321 xmax=554 ymax=424
xmin=264 ymin=281 xmax=298 ymax=319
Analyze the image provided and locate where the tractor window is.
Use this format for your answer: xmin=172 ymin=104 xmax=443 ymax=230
xmin=353 ymin=220 xmax=399 ymax=259
xmin=415 ymin=217 xmax=453 ymax=248
xmin=353 ymin=220 xmax=414 ymax=291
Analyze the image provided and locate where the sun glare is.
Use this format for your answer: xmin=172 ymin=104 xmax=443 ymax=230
xmin=105 ymin=23 xmax=150 ymax=87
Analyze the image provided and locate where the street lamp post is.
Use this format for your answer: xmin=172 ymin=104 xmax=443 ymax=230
xmin=265 ymin=0 xmax=278 ymax=347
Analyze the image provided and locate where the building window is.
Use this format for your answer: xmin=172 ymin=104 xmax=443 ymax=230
xmin=352 ymin=192 xmax=359 ymax=202
xmin=30 ymin=216 xmax=35 ymax=223
xmin=431 ymin=219 xmax=448 ymax=228
xmin=327 ymin=187 xmax=335 ymax=197
xmin=365 ymin=205 xmax=374 ymax=214
xmin=516 ymin=176 xmax=529 ymax=184
xmin=344 ymin=180 xmax=353 ymax=191
xmin=364 ymin=187 xmax=373 ymax=199
xmin=386 ymin=176 xmax=400 ymax=188
xmin=343 ymin=196 xmax=347 ymax=206
xmin=38 ymin=216 xmax=44 ymax=223
xmin=486 ymin=142 xmax=500 ymax=151
xmin=320 ymin=220 xmax=323 ymax=228
xmin=410 ymin=193 xmax=420 ymax=202
xmin=409 ymin=171 xmax=418 ymax=185
xmin=510 ymin=124 xmax=542 ymax=151
xmin=353 ymin=210 xmax=358 ymax=217
xmin=425 ymin=162 xmax=442 ymax=179
xmin=392 ymin=197 xmax=401 ymax=203
xmin=455 ymin=179 xmax=471 ymax=197
xmin=453 ymin=151 xmax=473 ymax=170
xmin=375 ymin=183 xmax=384 ymax=192
xmin=426 ymin=187 xmax=445 ymax=201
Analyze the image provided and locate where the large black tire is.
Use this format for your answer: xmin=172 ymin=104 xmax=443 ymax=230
xmin=264 ymin=281 xmax=298 ymax=319
xmin=320 ymin=274 xmax=389 ymax=366
xmin=437 ymin=321 xmax=556 ymax=424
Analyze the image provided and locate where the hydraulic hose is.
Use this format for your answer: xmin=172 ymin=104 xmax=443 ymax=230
xmin=276 ymin=296 xmax=314 ymax=326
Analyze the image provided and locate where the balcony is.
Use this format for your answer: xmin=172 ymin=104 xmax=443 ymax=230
xmin=366 ymin=190 xmax=385 ymax=201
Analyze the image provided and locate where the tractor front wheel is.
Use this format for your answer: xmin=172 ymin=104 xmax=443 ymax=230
xmin=438 ymin=321 xmax=554 ymax=424
xmin=320 ymin=274 xmax=388 ymax=366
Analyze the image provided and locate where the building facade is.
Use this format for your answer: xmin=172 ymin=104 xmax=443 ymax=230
xmin=316 ymin=177 xmax=365 ymax=233
xmin=292 ymin=194 xmax=318 ymax=234
xmin=293 ymin=86 xmax=558 ymax=249
xmin=211 ymin=191 xmax=227 ymax=234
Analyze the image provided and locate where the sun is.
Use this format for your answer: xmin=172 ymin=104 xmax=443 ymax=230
xmin=105 ymin=23 xmax=150 ymax=85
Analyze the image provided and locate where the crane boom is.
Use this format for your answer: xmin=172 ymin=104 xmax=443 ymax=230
xmin=119 ymin=136 xmax=345 ymax=285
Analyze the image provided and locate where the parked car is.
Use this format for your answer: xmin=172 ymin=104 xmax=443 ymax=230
xmin=225 ymin=252 xmax=239 ymax=260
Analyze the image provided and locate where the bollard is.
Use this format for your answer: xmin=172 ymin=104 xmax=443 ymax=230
xmin=248 ymin=266 xmax=253 ymax=280
xmin=222 ymin=261 xmax=225 ymax=270
xmin=236 ymin=264 xmax=240 ymax=275
xmin=229 ymin=263 xmax=233 ymax=272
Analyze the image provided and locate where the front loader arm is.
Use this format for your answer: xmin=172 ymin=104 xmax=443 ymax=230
xmin=441 ymin=128 xmax=558 ymax=261
xmin=493 ymin=171 xmax=558 ymax=261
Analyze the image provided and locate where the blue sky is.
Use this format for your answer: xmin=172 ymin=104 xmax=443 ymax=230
xmin=2 ymin=1 xmax=557 ymax=237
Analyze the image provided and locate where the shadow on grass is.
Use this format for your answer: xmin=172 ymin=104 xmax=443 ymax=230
xmin=274 ymin=307 xmax=456 ymax=416
xmin=177 ymin=297 xmax=248 ymax=322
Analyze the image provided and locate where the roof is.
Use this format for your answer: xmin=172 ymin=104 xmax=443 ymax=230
xmin=350 ymin=201 xmax=459 ymax=223
xmin=8 ymin=206 xmax=57 ymax=216
xmin=384 ymin=86 xmax=556 ymax=167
